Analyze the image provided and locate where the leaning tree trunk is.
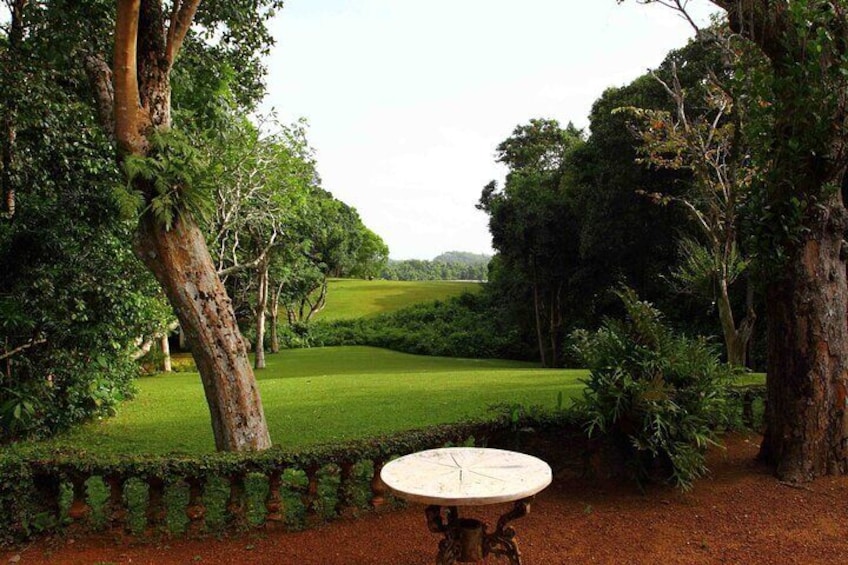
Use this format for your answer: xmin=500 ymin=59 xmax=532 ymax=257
xmin=113 ymin=0 xmax=271 ymax=452
xmin=136 ymin=216 xmax=271 ymax=450
xmin=759 ymin=192 xmax=848 ymax=482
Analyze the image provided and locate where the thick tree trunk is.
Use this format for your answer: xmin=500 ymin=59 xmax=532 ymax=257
xmin=136 ymin=215 xmax=271 ymax=451
xmin=759 ymin=196 xmax=848 ymax=482
xmin=254 ymin=260 xmax=268 ymax=370
xmin=705 ymin=0 xmax=848 ymax=480
xmin=112 ymin=0 xmax=270 ymax=452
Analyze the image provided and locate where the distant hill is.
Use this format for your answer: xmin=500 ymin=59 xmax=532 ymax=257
xmin=381 ymin=251 xmax=491 ymax=281
xmin=432 ymin=251 xmax=492 ymax=266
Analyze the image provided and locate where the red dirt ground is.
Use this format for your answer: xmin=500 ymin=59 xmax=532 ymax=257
xmin=4 ymin=433 xmax=848 ymax=564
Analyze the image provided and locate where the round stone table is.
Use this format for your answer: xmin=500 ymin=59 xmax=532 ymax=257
xmin=380 ymin=447 xmax=552 ymax=564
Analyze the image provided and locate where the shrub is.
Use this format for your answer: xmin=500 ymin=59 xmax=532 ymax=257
xmin=310 ymin=292 xmax=533 ymax=360
xmin=570 ymin=287 xmax=738 ymax=490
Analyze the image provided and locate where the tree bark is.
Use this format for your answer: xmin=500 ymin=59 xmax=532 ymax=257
xmin=705 ymin=0 xmax=848 ymax=481
xmin=254 ymin=259 xmax=268 ymax=370
xmin=159 ymin=334 xmax=171 ymax=373
xmin=269 ymin=282 xmax=282 ymax=353
xmin=136 ymin=215 xmax=271 ymax=450
xmin=760 ymin=195 xmax=848 ymax=481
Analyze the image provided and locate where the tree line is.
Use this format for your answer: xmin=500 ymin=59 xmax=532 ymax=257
xmin=380 ymin=252 xmax=490 ymax=282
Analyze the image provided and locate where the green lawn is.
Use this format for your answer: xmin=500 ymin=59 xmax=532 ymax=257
xmin=34 ymin=346 xmax=583 ymax=456
xmin=318 ymin=279 xmax=481 ymax=321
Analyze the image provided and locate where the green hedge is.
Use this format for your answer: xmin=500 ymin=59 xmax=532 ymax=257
xmin=0 ymin=387 xmax=765 ymax=546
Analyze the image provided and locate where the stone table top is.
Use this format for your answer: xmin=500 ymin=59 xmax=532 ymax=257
xmin=380 ymin=447 xmax=552 ymax=506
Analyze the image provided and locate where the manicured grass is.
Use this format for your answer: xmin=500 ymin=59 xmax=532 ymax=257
xmin=318 ymin=279 xmax=481 ymax=321
xmin=34 ymin=346 xmax=583 ymax=456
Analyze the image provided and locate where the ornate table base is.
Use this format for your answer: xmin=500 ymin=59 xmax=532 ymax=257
xmin=425 ymin=498 xmax=531 ymax=564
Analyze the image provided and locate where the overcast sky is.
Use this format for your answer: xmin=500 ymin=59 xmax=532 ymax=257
xmin=259 ymin=0 xmax=718 ymax=260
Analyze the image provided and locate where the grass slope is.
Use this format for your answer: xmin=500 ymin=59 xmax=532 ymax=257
xmin=36 ymin=346 xmax=583 ymax=456
xmin=318 ymin=279 xmax=481 ymax=321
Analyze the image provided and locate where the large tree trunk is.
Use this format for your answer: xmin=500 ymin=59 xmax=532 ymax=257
xmin=136 ymin=215 xmax=271 ymax=450
xmin=113 ymin=0 xmax=271 ymax=452
xmin=704 ymin=0 xmax=848 ymax=481
xmin=759 ymin=195 xmax=848 ymax=482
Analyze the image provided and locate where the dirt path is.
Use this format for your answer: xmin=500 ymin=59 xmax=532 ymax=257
xmin=4 ymin=434 xmax=848 ymax=564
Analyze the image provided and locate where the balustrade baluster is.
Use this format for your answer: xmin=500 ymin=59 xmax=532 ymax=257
xmin=264 ymin=470 xmax=285 ymax=529
xmin=226 ymin=472 xmax=247 ymax=530
xmin=335 ymin=460 xmax=355 ymax=517
xmin=145 ymin=476 xmax=167 ymax=534
xmin=302 ymin=465 xmax=320 ymax=525
xmin=370 ymin=459 xmax=387 ymax=508
xmin=185 ymin=476 xmax=207 ymax=536
xmin=67 ymin=472 xmax=91 ymax=525
xmin=104 ymin=474 xmax=128 ymax=533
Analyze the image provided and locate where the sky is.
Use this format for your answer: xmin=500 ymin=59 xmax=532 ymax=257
xmin=260 ymin=0 xmax=718 ymax=260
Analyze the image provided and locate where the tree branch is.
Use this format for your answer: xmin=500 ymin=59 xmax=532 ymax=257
xmin=114 ymin=0 xmax=143 ymax=153
xmin=0 ymin=336 xmax=46 ymax=361
xmin=83 ymin=53 xmax=116 ymax=139
xmin=217 ymin=231 xmax=279 ymax=277
xmin=165 ymin=0 xmax=202 ymax=66
xmin=131 ymin=320 xmax=179 ymax=360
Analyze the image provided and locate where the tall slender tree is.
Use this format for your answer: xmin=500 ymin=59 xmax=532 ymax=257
xmin=617 ymin=40 xmax=756 ymax=366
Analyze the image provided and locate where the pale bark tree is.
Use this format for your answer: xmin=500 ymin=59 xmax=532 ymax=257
xmin=619 ymin=55 xmax=756 ymax=366
xmin=205 ymin=118 xmax=313 ymax=369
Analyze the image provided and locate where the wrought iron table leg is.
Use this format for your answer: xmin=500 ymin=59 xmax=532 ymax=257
xmin=424 ymin=498 xmax=533 ymax=564
xmin=427 ymin=505 xmax=460 ymax=564
xmin=485 ymin=498 xmax=532 ymax=564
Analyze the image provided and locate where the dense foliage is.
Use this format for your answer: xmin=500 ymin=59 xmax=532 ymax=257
xmin=473 ymin=39 xmax=762 ymax=368
xmin=571 ymin=288 xmax=737 ymax=490
xmin=0 ymin=2 xmax=172 ymax=440
xmin=312 ymin=292 xmax=532 ymax=360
